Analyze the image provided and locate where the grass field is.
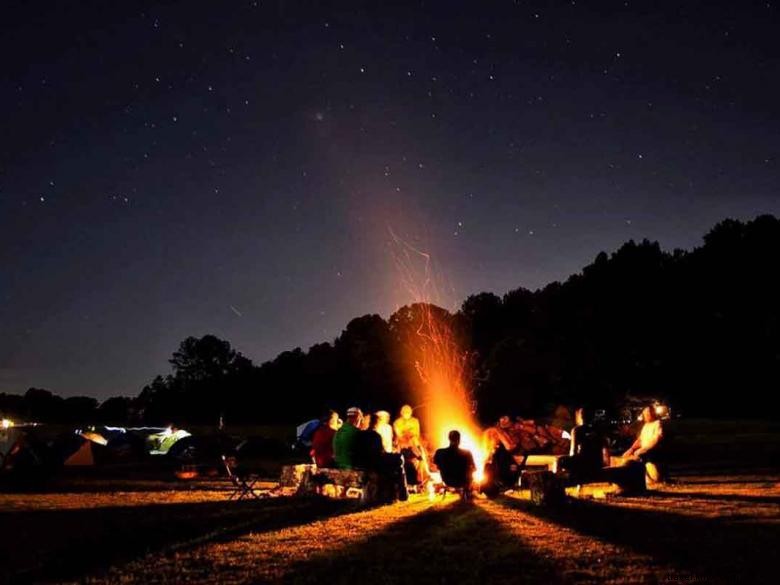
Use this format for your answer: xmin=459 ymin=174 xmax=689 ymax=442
xmin=1 ymin=420 xmax=778 ymax=585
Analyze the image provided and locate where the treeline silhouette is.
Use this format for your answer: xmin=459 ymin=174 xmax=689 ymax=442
xmin=2 ymin=215 xmax=778 ymax=426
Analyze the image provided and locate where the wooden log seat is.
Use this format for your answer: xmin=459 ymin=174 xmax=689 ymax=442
xmin=279 ymin=464 xmax=391 ymax=504
xmin=524 ymin=470 xmax=566 ymax=506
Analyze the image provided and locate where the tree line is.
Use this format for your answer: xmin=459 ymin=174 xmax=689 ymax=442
xmin=2 ymin=214 xmax=778 ymax=426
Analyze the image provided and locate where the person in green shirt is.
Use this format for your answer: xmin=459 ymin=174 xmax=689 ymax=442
xmin=333 ymin=407 xmax=363 ymax=469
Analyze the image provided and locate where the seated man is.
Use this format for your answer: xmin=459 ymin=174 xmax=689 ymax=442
xmin=561 ymin=407 xmax=609 ymax=484
xmin=393 ymin=404 xmax=431 ymax=486
xmin=434 ymin=430 xmax=476 ymax=500
xmin=310 ymin=410 xmax=341 ymax=468
xmin=374 ymin=410 xmax=394 ymax=453
xmin=333 ymin=407 xmax=363 ymax=470
xmin=354 ymin=419 xmax=409 ymax=502
xmin=482 ymin=415 xmax=524 ymax=487
xmin=623 ymin=405 xmax=666 ymax=484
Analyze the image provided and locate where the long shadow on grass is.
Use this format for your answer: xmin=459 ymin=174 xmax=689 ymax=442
xmin=496 ymin=495 xmax=779 ymax=585
xmin=0 ymin=496 xmax=356 ymax=585
xmin=672 ymin=476 xmax=779 ymax=486
xmin=646 ymin=490 xmax=780 ymax=505
xmin=280 ymin=500 xmax=566 ymax=585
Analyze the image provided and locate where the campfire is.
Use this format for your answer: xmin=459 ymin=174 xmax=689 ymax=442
xmin=390 ymin=231 xmax=488 ymax=484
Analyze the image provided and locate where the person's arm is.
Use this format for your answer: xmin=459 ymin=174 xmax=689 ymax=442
xmin=494 ymin=427 xmax=516 ymax=451
xmin=601 ymin=446 xmax=610 ymax=467
xmin=569 ymin=427 xmax=579 ymax=456
xmin=623 ymin=435 xmax=642 ymax=458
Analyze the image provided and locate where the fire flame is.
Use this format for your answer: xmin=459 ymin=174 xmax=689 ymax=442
xmin=389 ymin=229 xmax=487 ymax=483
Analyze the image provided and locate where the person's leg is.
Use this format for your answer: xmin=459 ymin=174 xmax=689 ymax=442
xmin=382 ymin=453 xmax=409 ymax=501
xmin=401 ymin=448 xmax=420 ymax=486
xmin=493 ymin=445 xmax=515 ymax=486
xmin=641 ymin=449 xmax=666 ymax=485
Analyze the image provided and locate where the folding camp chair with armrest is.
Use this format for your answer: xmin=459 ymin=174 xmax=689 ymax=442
xmin=221 ymin=455 xmax=264 ymax=500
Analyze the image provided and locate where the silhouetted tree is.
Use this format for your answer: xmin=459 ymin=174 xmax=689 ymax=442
xmin=5 ymin=214 xmax=779 ymax=424
xmin=23 ymin=388 xmax=64 ymax=422
xmin=62 ymin=396 xmax=99 ymax=424
xmin=96 ymin=396 xmax=133 ymax=424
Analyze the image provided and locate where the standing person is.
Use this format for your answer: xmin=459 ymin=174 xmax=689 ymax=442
xmin=393 ymin=404 xmax=431 ymax=486
xmin=623 ymin=405 xmax=666 ymax=484
xmin=333 ymin=407 xmax=363 ymax=470
xmin=374 ymin=411 xmax=394 ymax=453
xmin=434 ymin=430 xmax=476 ymax=500
xmin=310 ymin=410 xmax=341 ymax=468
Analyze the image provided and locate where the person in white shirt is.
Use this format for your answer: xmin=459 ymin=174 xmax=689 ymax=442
xmin=623 ymin=406 xmax=666 ymax=483
xmin=373 ymin=410 xmax=394 ymax=453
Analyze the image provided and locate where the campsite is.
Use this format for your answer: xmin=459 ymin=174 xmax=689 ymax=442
xmin=4 ymin=2 xmax=780 ymax=584
xmin=1 ymin=418 xmax=778 ymax=584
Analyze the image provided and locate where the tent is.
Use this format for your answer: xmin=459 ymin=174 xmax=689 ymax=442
xmin=80 ymin=431 xmax=108 ymax=446
xmin=60 ymin=432 xmax=108 ymax=466
xmin=101 ymin=428 xmax=147 ymax=462
xmin=1 ymin=427 xmax=25 ymax=469
xmin=146 ymin=427 xmax=191 ymax=455
xmin=64 ymin=440 xmax=96 ymax=466
xmin=166 ymin=433 xmax=235 ymax=462
xmin=295 ymin=419 xmax=320 ymax=449
xmin=1 ymin=428 xmax=49 ymax=474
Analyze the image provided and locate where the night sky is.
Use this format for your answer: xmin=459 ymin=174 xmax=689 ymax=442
xmin=2 ymin=1 xmax=778 ymax=399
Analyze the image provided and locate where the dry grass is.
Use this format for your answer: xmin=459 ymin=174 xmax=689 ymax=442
xmin=39 ymin=474 xmax=773 ymax=585
xmin=0 ymin=490 xmax=354 ymax=584
xmin=1 ymin=419 xmax=778 ymax=585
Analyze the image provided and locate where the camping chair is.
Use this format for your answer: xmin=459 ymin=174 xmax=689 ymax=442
xmin=221 ymin=455 xmax=264 ymax=500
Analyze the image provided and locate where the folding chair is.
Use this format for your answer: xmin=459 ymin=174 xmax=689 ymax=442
xmin=221 ymin=455 xmax=263 ymax=500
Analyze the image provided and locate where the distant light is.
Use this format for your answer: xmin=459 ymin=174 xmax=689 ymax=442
xmin=1 ymin=419 xmax=14 ymax=429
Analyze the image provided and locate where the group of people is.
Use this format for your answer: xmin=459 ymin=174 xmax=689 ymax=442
xmin=563 ymin=404 xmax=666 ymax=485
xmin=479 ymin=404 xmax=667 ymax=490
xmin=307 ymin=404 xmax=479 ymax=501
xmin=303 ymin=401 xmax=667 ymax=502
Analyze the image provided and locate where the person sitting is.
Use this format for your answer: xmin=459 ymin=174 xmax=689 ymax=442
xmin=333 ymin=407 xmax=363 ymax=470
xmin=623 ymin=405 xmax=666 ymax=484
xmin=562 ymin=407 xmax=609 ymax=484
xmin=393 ymin=404 xmax=431 ymax=486
xmin=358 ymin=412 xmax=371 ymax=431
xmin=374 ymin=410 xmax=394 ymax=453
xmin=353 ymin=417 xmax=409 ymax=502
xmin=434 ymin=430 xmax=476 ymax=500
xmin=295 ymin=418 xmax=321 ymax=452
xmin=482 ymin=415 xmax=524 ymax=487
xmin=310 ymin=410 xmax=341 ymax=468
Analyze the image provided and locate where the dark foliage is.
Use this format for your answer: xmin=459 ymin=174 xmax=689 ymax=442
xmin=2 ymin=215 xmax=778 ymax=425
